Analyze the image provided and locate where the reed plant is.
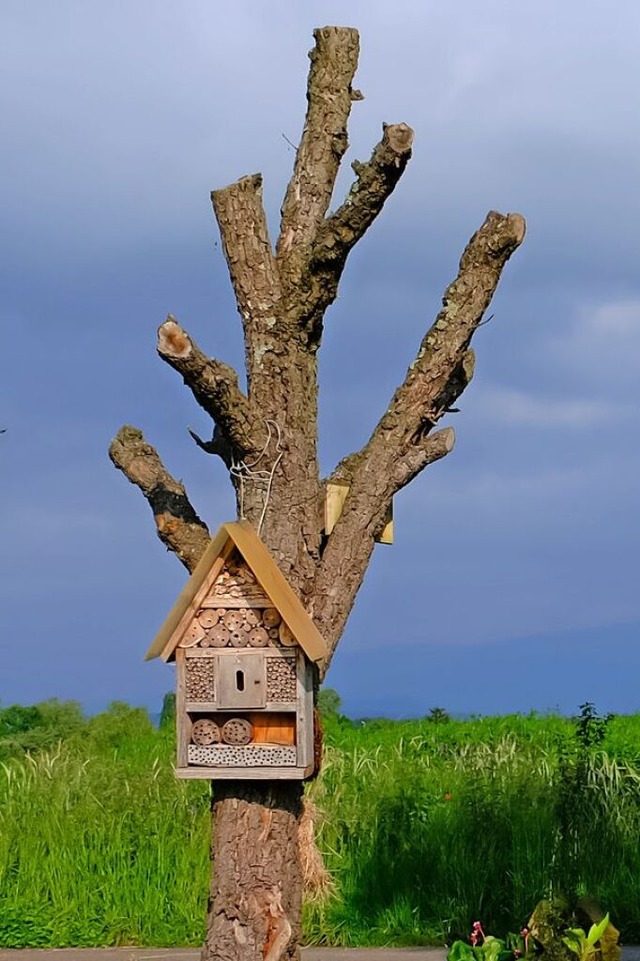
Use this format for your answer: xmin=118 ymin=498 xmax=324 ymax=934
xmin=1 ymin=701 xmax=640 ymax=947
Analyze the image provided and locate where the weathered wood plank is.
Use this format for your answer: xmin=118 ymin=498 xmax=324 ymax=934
xmin=186 ymin=701 xmax=297 ymax=712
xmin=146 ymin=533 xmax=234 ymax=661
xmin=175 ymin=649 xmax=189 ymax=768
xmin=175 ymin=765 xmax=309 ymax=780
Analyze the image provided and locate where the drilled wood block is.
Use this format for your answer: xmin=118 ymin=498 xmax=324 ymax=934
xmin=191 ymin=718 xmax=221 ymax=745
xmin=221 ymin=717 xmax=253 ymax=745
xmin=187 ymin=744 xmax=297 ymax=766
xmin=263 ymin=608 xmax=281 ymax=628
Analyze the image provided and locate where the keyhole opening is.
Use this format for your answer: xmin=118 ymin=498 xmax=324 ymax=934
xmin=236 ymin=670 xmax=245 ymax=692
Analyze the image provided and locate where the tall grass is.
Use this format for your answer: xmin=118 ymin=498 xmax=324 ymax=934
xmin=0 ymin=707 xmax=211 ymax=947
xmin=2 ymin=704 xmax=640 ymax=947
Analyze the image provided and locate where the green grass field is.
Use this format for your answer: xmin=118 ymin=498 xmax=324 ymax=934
xmin=1 ymin=698 xmax=640 ymax=948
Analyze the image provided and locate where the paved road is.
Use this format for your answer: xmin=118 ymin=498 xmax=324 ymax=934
xmin=0 ymin=948 xmax=444 ymax=961
xmin=1 ymin=948 xmax=638 ymax=961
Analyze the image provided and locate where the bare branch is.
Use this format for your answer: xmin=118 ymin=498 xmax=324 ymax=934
xmin=211 ymin=174 xmax=280 ymax=331
xmin=313 ymin=123 xmax=414 ymax=273
xmin=312 ymin=210 xmax=526 ymax=670
xmin=157 ymin=317 xmax=259 ymax=459
xmin=373 ymin=211 xmax=525 ymax=448
xmin=278 ymin=27 xmax=360 ymax=259
xmin=109 ymin=425 xmax=210 ymax=573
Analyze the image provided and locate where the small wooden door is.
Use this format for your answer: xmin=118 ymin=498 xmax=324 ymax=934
xmin=216 ymin=653 xmax=266 ymax=709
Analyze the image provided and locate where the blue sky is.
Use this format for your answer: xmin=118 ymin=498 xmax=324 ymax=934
xmin=2 ymin=1 xmax=640 ymax=718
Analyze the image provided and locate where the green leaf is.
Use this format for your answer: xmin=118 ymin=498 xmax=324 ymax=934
xmin=482 ymin=936 xmax=509 ymax=961
xmin=587 ymin=914 xmax=610 ymax=946
xmin=563 ymin=931 xmax=585 ymax=956
xmin=448 ymin=940 xmax=475 ymax=961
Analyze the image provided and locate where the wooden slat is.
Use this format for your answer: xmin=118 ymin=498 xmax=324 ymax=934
xmin=145 ymin=528 xmax=233 ymax=661
xmin=226 ymin=521 xmax=327 ymax=663
xmin=184 ymin=647 xmax=295 ymax=660
xmin=186 ymin=701 xmax=297 ymax=713
xmin=175 ymin=766 xmax=308 ymax=780
xmin=296 ymin=652 xmax=314 ymax=771
xmin=200 ymin=596 xmax=269 ymax=609
xmin=175 ymin=649 xmax=189 ymax=769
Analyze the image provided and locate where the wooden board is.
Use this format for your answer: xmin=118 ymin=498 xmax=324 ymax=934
xmin=145 ymin=530 xmax=234 ymax=661
xmin=296 ymin=651 xmax=314 ymax=772
xmin=175 ymin=649 xmax=189 ymax=769
xmin=200 ymin=597 xmax=269 ymax=609
xmin=226 ymin=521 xmax=327 ymax=662
xmin=249 ymin=712 xmax=296 ymax=745
xmin=175 ymin=765 xmax=310 ymax=781
xmin=184 ymin=647 xmax=296 ymax=660
xmin=216 ymin=652 xmax=266 ymax=709
xmin=186 ymin=701 xmax=297 ymax=713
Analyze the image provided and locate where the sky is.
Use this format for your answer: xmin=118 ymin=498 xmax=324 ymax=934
xmin=2 ymin=0 xmax=640 ymax=719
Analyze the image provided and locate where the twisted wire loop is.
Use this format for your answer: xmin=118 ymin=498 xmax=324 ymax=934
xmin=230 ymin=420 xmax=284 ymax=534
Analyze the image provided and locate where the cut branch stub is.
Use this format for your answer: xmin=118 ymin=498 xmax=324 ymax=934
xmin=278 ymin=26 xmax=360 ymax=259
xmin=108 ymin=425 xmax=210 ymax=573
xmin=211 ymin=174 xmax=280 ymax=330
xmin=290 ymin=121 xmax=414 ymax=330
xmin=157 ymin=316 xmax=260 ymax=460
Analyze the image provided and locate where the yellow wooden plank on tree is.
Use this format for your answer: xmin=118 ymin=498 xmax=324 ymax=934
xmin=325 ymin=482 xmax=393 ymax=544
xmin=324 ymin=482 xmax=349 ymax=536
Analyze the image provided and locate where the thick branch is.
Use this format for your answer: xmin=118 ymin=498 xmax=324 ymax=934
xmin=157 ymin=317 xmax=259 ymax=459
xmin=278 ymin=26 xmax=360 ymax=259
xmin=374 ymin=211 xmax=525 ymax=445
xmin=109 ymin=426 xmax=210 ymax=573
xmin=211 ymin=174 xmax=280 ymax=333
xmin=313 ymin=123 xmax=414 ymax=273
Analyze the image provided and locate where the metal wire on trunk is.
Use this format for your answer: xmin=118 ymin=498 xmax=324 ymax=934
xmin=230 ymin=419 xmax=283 ymax=535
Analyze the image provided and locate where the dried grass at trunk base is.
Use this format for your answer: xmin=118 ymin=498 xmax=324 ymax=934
xmin=300 ymin=795 xmax=335 ymax=901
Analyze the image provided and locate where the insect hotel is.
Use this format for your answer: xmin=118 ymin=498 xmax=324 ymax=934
xmin=146 ymin=521 xmax=327 ymax=780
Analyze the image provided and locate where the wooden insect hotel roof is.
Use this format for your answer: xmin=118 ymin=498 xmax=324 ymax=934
xmin=146 ymin=520 xmax=327 ymax=664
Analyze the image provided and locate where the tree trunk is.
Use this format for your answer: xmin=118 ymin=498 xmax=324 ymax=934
xmin=198 ymin=463 xmax=312 ymax=961
xmin=204 ymin=783 xmax=303 ymax=961
xmin=109 ymin=25 xmax=525 ymax=961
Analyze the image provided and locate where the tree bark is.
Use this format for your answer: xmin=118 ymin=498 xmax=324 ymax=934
xmin=110 ymin=25 xmax=525 ymax=961
xmin=204 ymin=783 xmax=303 ymax=961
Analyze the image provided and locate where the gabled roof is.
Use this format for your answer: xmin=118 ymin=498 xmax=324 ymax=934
xmin=145 ymin=520 xmax=328 ymax=664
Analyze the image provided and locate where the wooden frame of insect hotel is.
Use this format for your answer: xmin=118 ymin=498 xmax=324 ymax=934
xmin=146 ymin=521 xmax=327 ymax=780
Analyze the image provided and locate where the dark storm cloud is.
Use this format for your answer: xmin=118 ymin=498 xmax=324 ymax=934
xmin=2 ymin=0 xmax=639 ymax=715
